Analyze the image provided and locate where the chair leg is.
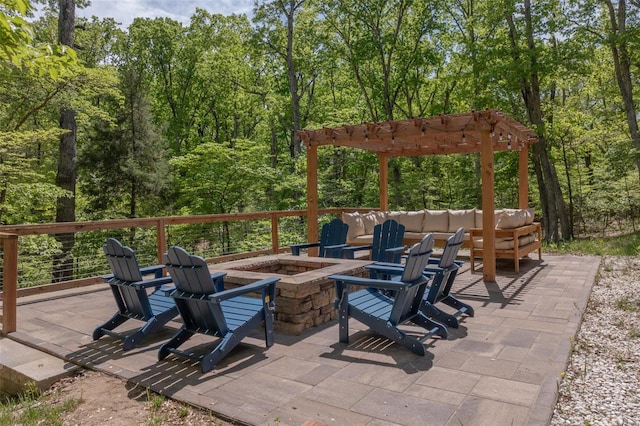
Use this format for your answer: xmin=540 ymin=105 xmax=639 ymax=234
xmin=201 ymin=332 xmax=243 ymax=373
xmin=158 ymin=328 xmax=194 ymax=361
xmin=263 ymin=308 xmax=275 ymax=347
xmin=338 ymin=301 xmax=350 ymax=344
xmin=440 ymin=295 xmax=475 ymax=317
xmin=398 ymin=335 xmax=427 ymax=356
xmin=420 ymin=302 xmax=460 ymax=328
xmin=411 ymin=314 xmax=448 ymax=339
xmin=373 ymin=323 xmax=428 ymax=356
xmin=122 ymin=306 xmax=178 ymax=351
xmin=93 ymin=313 xmax=128 ymax=340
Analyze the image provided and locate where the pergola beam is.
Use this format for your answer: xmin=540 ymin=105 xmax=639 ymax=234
xmin=302 ymin=110 xmax=538 ymax=282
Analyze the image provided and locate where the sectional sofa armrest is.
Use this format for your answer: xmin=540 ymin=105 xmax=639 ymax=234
xmin=470 ymin=222 xmax=541 ymax=239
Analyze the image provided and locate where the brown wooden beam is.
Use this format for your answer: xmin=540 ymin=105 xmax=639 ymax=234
xmin=1 ymin=234 xmax=18 ymax=335
xmin=519 ymin=145 xmax=529 ymax=209
xmin=307 ymin=144 xmax=319 ymax=256
xmin=480 ymin=130 xmax=496 ymax=281
xmin=378 ymin=154 xmax=389 ymax=211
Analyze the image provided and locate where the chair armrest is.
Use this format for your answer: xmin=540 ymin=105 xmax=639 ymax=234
xmin=427 ymin=258 xmax=463 ymax=267
xmin=102 ymin=275 xmax=173 ymax=288
xmin=365 ymin=263 xmax=404 ymax=277
xmin=324 ymin=243 xmax=349 ymax=251
xmin=139 ymin=264 xmax=165 ymax=278
xmin=329 ymin=274 xmax=426 ymax=291
xmin=208 ymin=277 xmax=280 ymax=303
xmin=210 ymin=272 xmax=227 ymax=292
xmin=382 ymin=246 xmax=407 ymax=262
xmin=290 ymin=242 xmax=320 ymax=256
xmin=323 ymin=243 xmax=350 ymax=258
xmin=341 ymin=245 xmax=372 ymax=259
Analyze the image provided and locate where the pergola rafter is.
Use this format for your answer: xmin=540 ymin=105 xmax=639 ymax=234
xmin=298 ymin=109 xmax=539 ymax=281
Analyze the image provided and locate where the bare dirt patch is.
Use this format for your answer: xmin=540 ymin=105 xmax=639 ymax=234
xmin=44 ymin=369 xmax=234 ymax=425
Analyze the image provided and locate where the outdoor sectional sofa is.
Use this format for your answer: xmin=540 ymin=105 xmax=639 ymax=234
xmin=342 ymin=208 xmax=542 ymax=272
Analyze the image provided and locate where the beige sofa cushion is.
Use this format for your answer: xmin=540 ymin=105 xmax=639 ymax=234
xmin=448 ymin=209 xmax=476 ymax=232
xmin=347 ymin=235 xmax=375 ymax=245
xmin=361 ymin=212 xmax=379 ymax=235
xmin=497 ymin=209 xmax=534 ymax=229
xmin=342 ymin=212 xmax=365 ymax=241
xmin=473 ymin=233 xmax=537 ymax=249
xmin=395 ymin=210 xmax=425 ymax=232
xmin=423 ymin=210 xmax=449 ymax=232
xmin=475 ymin=209 xmax=503 ymax=228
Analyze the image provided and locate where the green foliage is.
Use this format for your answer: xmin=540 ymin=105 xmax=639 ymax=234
xmin=0 ymin=381 xmax=80 ymax=425
xmin=0 ymin=129 xmax=70 ymax=223
xmin=0 ymin=0 xmax=637 ymax=248
xmin=0 ymin=0 xmax=77 ymax=78
xmin=170 ymin=138 xmax=275 ymax=215
xmin=546 ymin=231 xmax=640 ymax=256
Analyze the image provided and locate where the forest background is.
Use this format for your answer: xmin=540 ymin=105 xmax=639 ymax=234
xmin=1 ymin=0 xmax=639 ymax=277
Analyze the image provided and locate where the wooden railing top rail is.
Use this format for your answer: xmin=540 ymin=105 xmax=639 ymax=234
xmin=0 ymin=208 xmax=371 ymax=236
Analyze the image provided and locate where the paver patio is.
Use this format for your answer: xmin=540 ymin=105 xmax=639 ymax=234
xmin=2 ymin=253 xmax=599 ymax=426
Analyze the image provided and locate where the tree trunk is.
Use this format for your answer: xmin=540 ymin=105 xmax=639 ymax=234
xmin=505 ymin=0 xmax=570 ymax=243
xmin=53 ymin=0 xmax=76 ymax=283
xmin=283 ymin=0 xmax=303 ymax=157
xmin=602 ymin=0 xmax=640 ymax=179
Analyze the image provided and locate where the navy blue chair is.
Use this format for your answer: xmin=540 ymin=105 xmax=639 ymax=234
xmin=159 ymin=246 xmax=279 ymax=373
xmin=290 ymin=218 xmax=349 ymax=258
xmin=329 ymin=234 xmax=447 ymax=356
xmin=93 ymin=238 xmax=178 ymax=350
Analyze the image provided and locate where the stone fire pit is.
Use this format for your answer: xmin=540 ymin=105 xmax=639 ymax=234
xmin=208 ymin=254 xmax=372 ymax=335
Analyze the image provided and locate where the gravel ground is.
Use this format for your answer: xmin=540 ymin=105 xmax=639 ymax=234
xmin=551 ymin=255 xmax=640 ymax=425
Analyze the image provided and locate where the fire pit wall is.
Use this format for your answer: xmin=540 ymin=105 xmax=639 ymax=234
xmin=213 ymin=256 xmax=371 ymax=335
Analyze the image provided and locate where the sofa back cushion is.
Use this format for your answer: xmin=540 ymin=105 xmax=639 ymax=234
xmin=448 ymin=209 xmax=476 ymax=232
xmin=342 ymin=212 xmax=365 ymax=240
xmin=423 ymin=209 xmax=449 ymax=232
xmin=475 ymin=209 xmax=504 ymax=228
xmin=496 ymin=208 xmax=535 ymax=229
xmin=391 ymin=210 xmax=425 ymax=232
xmin=361 ymin=211 xmax=381 ymax=235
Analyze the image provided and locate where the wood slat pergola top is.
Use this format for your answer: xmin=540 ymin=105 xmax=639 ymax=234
xmin=300 ymin=109 xmax=539 ymax=282
xmin=297 ymin=109 xmax=538 ymax=156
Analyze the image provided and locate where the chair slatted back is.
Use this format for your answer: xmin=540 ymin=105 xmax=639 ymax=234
xmin=438 ymin=227 xmax=464 ymax=268
xmin=102 ymin=238 xmax=152 ymax=318
xmin=389 ymin=234 xmax=434 ymax=324
xmin=371 ymin=219 xmax=406 ymax=263
xmin=424 ymin=227 xmax=464 ymax=305
xmin=104 ymin=238 xmax=143 ymax=283
xmin=164 ymin=246 xmax=227 ymax=335
xmin=319 ymin=219 xmax=349 ymax=257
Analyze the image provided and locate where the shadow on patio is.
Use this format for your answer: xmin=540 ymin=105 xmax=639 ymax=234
xmin=5 ymin=253 xmax=598 ymax=426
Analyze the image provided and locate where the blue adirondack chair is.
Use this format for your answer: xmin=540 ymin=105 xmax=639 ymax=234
xmin=93 ymin=238 xmax=178 ymax=351
xmin=159 ymin=246 xmax=280 ymax=373
xmin=420 ymin=227 xmax=474 ymax=328
xmin=290 ymin=218 xmax=349 ymax=258
xmin=342 ymin=219 xmax=406 ymax=263
xmin=367 ymin=228 xmax=474 ymax=328
xmin=329 ymin=234 xmax=447 ymax=356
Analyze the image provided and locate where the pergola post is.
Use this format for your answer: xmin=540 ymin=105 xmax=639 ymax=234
xmin=480 ymin=129 xmax=496 ymax=281
xmin=378 ymin=154 xmax=389 ymax=211
xmin=518 ymin=145 xmax=529 ymax=209
xmin=297 ymin=110 xmax=538 ymax=276
xmin=306 ymin=144 xmax=319 ymax=256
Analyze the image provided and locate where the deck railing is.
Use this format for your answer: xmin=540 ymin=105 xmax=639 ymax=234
xmin=0 ymin=208 xmax=367 ymax=335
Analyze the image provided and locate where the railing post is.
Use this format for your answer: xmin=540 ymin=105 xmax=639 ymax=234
xmin=156 ymin=219 xmax=167 ymax=265
xmin=271 ymin=213 xmax=279 ymax=254
xmin=1 ymin=233 xmax=18 ymax=335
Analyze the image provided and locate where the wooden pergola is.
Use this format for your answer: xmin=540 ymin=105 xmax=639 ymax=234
xmin=297 ymin=109 xmax=539 ymax=282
